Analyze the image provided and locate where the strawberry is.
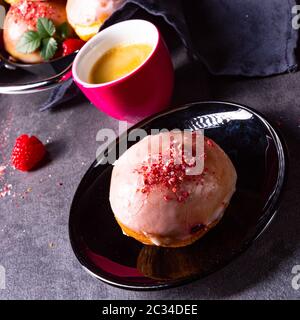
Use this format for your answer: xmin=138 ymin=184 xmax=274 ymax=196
xmin=11 ymin=135 xmax=46 ymax=172
xmin=62 ymin=38 xmax=85 ymax=56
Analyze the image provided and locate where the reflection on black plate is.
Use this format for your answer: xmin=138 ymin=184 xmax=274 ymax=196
xmin=69 ymin=101 xmax=288 ymax=290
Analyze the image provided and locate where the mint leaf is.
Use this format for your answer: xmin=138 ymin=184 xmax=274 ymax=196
xmin=16 ymin=31 xmax=41 ymax=53
xmin=37 ymin=18 xmax=56 ymax=38
xmin=57 ymin=22 xmax=71 ymax=40
xmin=40 ymin=37 xmax=57 ymax=60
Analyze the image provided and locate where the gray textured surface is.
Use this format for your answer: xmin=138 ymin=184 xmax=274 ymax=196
xmin=0 ymin=64 xmax=300 ymax=300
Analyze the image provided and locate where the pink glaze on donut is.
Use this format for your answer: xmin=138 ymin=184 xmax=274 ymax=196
xmin=109 ymin=131 xmax=237 ymax=246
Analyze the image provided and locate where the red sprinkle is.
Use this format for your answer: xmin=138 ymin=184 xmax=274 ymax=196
xmin=135 ymin=140 xmax=207 ymax=203
xmin=206 ymin=139 xmax=214 ymax=147
xmin=0 ymin=165 xmax=6 ymax=178
xmin=181 ymin=191 xmax=189 ymax=198
xmin=10 ymin=0 xmax=55 ymax=29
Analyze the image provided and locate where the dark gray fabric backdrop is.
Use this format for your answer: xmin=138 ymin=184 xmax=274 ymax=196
xmin=104 ymin=0 xmax=299 ymax=76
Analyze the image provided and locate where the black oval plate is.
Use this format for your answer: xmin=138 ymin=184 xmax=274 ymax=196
xmin=69 ymin=101 xmax=288 ymax=290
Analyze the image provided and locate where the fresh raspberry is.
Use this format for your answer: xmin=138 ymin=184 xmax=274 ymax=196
xmin=62 ymin=39 xmax=85 ymax=56
xmin=11 ymin=135 xmax=46 ymax=172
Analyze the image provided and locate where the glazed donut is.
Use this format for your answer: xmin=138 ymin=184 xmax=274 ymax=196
xmin=66 ymin=0 xmax=124 ymax=41
xmin=109 ymin=131 xmax=237 ymax=248
xmin=3 ymin=0 xmax=68 ymax=63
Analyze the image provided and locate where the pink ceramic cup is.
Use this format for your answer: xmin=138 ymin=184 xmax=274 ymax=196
xmin=72 ymin=19 xmax=174 ymax=123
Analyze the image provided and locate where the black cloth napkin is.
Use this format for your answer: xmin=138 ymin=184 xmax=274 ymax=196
xmin=41 ymin=0 xmax=299 ymax=110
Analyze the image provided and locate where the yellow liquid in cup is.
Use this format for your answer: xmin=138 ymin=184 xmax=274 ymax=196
xmin=89 ymin=44 xmax=153 ymax=84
